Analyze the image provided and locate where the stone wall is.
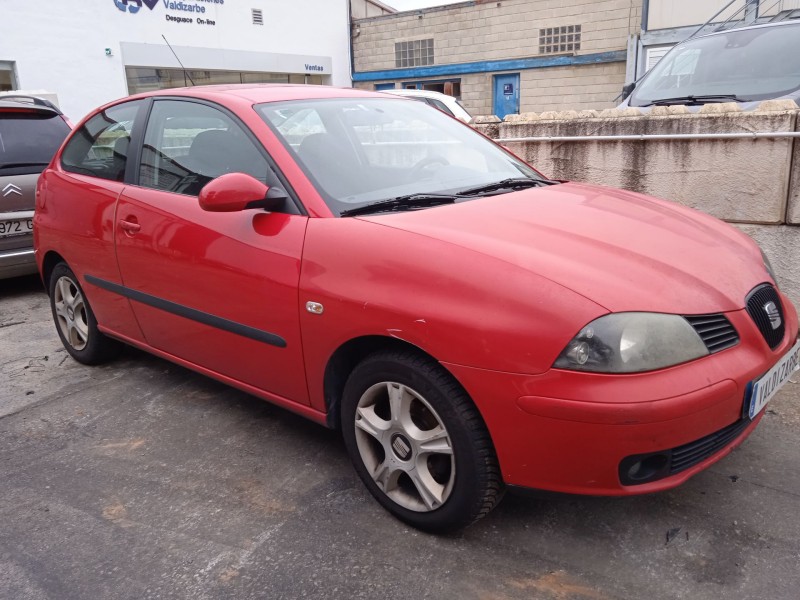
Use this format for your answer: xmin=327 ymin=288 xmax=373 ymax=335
xmin=352 ymin=0 xmax=641 ymax=115
xmin=354 ymin=0 xmax=640 ymax=72
xmin=353 ymin=62 xmax=629 ymax=116
xmin=473 ymin=100 xmax=800 ymax=308
xmin=514 ymin=62 xmax=629 ymax=115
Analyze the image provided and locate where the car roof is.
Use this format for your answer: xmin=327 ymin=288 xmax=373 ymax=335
xmin=75 ymin=85 xmax=408 ymax=132
xmin=386 ymin=89 xmax=451 ymax=99
xmin=688 ymin=18 xmax=800 ymax=43
xmin=124 ymin=84 xmax=385 ymax=105
xmin=0 ymin=95 xmax=62 ymax=116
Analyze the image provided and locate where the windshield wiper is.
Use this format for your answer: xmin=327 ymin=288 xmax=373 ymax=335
xmin=340 ymin=178 xmax=558 ymax=217
xmin=0 ymin=161 xmax=50 ymax=171
xmin=642 ymin=94 xmax=744 ymax=106
xmin=340 ymin=193 xmax=458 ymax=217
xmin=456 ymin=177 xmax=557 ymax=196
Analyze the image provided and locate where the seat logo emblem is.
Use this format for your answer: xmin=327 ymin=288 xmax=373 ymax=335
xmin=391 ymin=434 xmax=412 ymax=461
xmin=764 ymin=301 xmax=781 ymax=330
xmin=113 ymin=0 xmax=158 ymax=14
xmin=2 ymin=183 xmax=22 ymax=197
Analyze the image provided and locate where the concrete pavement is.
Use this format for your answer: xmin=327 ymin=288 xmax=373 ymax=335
xmin=1 ymin=274 xmax=799 ymax=600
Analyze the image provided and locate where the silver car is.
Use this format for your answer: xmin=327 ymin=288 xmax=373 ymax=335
xmin=0 ymin=95 xmax=70 ymax=279
xmin=620 ymin=20 xmax=800 ymax=109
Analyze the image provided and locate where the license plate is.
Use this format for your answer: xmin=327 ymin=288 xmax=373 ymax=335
xmin=0 ymin=217 xmax=33 ymax=238
xmin=747 ymin=339 xmax=800 ymax=419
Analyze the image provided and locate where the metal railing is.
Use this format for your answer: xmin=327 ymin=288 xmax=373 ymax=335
xmin=686 ymin=0 xmax=796 ymax=42
xmin=495 ymin=131 xmax=800 ymax=143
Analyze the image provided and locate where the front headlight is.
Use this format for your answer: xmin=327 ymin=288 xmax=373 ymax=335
xmin=760 ymin=247 xmax=778 ymax=286
xmin=553 ymin=313 xmax=708 ymax=373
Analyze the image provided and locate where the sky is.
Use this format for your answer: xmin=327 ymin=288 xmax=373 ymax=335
xmin=385 ymin=0 xmax=463 ymax=11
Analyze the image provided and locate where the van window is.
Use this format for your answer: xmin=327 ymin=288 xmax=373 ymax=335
xmin=630 ymin=23 xmax=800 ymax=106
xmin=0 ymin=111 xmax=70 ymax=176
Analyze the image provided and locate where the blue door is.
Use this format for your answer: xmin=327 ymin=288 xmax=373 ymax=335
xmin=493 ymin=74 xmax=520 ymax=120
xmin=375 ymin=83 xmax=396 ymax=91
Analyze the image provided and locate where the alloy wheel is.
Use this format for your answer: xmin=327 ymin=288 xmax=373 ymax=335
xmin=53 ymin=275 xmax=89 ymax=351
xmin=353 ymin=381 xmax=455 ymax=512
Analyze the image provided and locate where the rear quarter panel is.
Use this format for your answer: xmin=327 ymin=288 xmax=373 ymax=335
xmin=35 ymin=169 xmax=145 ymax=342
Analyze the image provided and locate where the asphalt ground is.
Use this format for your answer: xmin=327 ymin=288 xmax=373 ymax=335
xmin=1 ymin=274 xmax=799 ymax=600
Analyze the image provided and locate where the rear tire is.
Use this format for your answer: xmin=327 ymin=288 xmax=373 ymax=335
xmin=341 ymin=350 xmax=503 ymax=533
xmin=49 ymin=263 xmax=122 ymax=365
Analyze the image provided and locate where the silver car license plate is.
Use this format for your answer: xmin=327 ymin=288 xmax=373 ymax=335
xmin=0 ymin=217 xmax=33 ymax=238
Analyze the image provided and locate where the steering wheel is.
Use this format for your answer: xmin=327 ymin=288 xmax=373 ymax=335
xmin=409 ymin=155 xmax=450 ymax=179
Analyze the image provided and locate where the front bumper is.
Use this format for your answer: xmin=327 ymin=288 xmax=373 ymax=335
xmin=444 ymin=298 xmax=799 ymax=495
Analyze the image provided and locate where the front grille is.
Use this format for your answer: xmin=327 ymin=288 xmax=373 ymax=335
xmin=745 ymin=284 xmax=785 ymax=350
xmin=620 ymin=418 xmax=753 ymax=485
xmin=684 ymin=314 xmax=739 ymax=353
xmin=669 ymin=418 xmax=750 ymax=475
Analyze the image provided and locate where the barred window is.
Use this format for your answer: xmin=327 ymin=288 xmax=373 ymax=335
xmin=539 ymin=25 xmax=581 ymax=54
xmin=395 ymin=39 xmax=434 ymax=68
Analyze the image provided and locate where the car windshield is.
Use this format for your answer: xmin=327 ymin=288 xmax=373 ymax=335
xmin=0 ymin=112 xmax=70 ymax=175
xmin=629 ymin=23 xmax=800 ymax=106
xmin=257 ymin=98 xmax=542 ymax=215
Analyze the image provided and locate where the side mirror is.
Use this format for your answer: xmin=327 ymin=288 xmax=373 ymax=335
xmin=621 ymin=82 xmax=636 ymax=100
xmin=198 ymin=173 xmax=288 ymax=213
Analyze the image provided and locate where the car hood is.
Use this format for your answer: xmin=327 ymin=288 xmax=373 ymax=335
xmin=358 ymin=182 xmax=769 ymax=314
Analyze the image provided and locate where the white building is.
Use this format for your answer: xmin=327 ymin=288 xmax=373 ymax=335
xmin=0 ymin=0 xmax=352 ymax=122
xmin=350 ymin=0 xmax=396 ymax=19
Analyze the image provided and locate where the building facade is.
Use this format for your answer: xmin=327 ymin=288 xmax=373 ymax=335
xmin=351 ymin=0 xmax=644 ymax=117
xmin=350 ymin=0 xmax=397 ymax=19
xmin=0 ymin=0 xmax=351 ymax=121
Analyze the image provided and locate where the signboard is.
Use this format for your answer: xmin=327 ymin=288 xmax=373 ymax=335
xmin=503 ymin=83 xmax=513 ymax=95
xmin=113 ymin=0 xmax=223 ymax=26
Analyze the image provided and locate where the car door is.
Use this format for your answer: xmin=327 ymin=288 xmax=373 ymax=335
xmin=113 ymin=98 xmax=310 ymax=404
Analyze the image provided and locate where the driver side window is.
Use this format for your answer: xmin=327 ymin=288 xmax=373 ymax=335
xmin=139 ymin=100 xmax=275 ymax=196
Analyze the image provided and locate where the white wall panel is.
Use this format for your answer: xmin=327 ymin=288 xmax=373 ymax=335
xmin=0 ymin=0 xmax=351 ymax=121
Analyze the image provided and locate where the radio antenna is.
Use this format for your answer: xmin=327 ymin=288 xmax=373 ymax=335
xmin=162 ymin=34 xmax=195 ymax=86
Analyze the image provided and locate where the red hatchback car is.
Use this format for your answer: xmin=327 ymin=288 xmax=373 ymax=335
xmin=35 ymin=86 xmax=799 ymax=532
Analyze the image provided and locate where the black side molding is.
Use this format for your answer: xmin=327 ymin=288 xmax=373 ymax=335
xmin=85 ymin=275 xmax=287 ymax=348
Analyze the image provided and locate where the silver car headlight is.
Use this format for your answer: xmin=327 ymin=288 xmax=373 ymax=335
xmin=553 ymin=313 xmax=709 ymax=373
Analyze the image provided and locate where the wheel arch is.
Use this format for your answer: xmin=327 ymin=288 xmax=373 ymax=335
xmin=41 ymin=250 xmax=67 ymax=295
xmin=323 ymin=335 xmax=469 ymax=430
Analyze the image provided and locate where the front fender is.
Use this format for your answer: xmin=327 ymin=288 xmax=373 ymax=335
xmin=298 ymin=216 xmax=606 ymax=412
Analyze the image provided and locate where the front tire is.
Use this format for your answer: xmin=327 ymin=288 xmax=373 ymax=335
xmin=49 ymin=263 xmax=122 ymax=365
xmin=341 ymin=350 xmax=503 ymax=533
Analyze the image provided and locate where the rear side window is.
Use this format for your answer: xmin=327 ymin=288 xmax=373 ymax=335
xmin=0 ymin=111 xmax=70 ymax=175
xmin=61 ymin=101 xmax=143 ymax=182
xmin=427 ymin=98 xmax=456 ymax=117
